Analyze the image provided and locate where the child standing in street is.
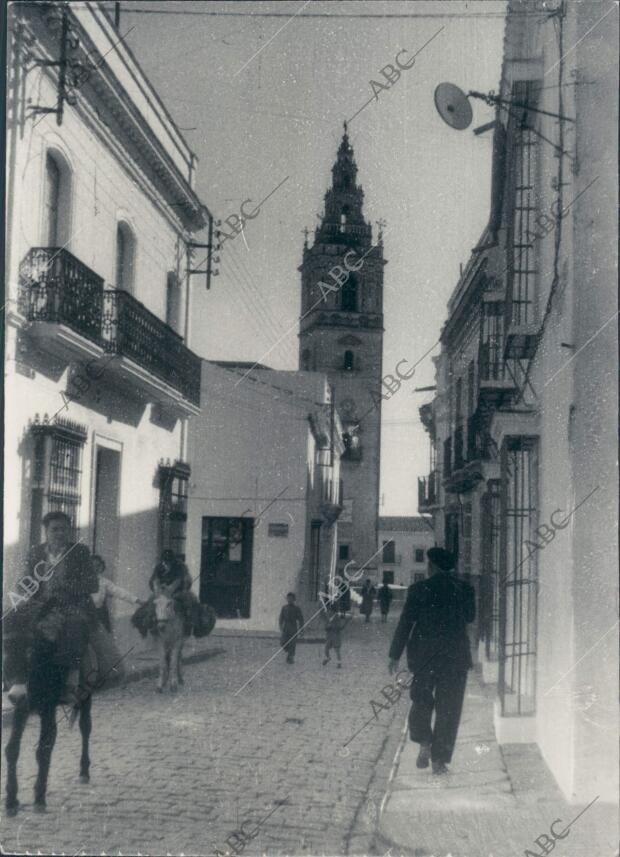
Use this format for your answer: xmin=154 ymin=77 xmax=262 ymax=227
xmin=279 ymin=592 xmax=304 ymax=664
xmin=322 ymin=603 xmax=350 ymax=668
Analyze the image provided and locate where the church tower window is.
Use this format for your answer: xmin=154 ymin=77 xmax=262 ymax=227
xmin=341 ymin=276 xmax=358 ymax=312
xmin=344 ymin=350 xmax=354 ymax=371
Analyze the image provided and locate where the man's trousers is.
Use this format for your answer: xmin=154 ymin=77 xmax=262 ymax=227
xmin=408 ymin=664 xmax=468 ymax=764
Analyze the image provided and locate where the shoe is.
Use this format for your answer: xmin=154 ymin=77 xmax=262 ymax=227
xmin=432 ymin=761 xmax=449 ymax=775
xmin=322 ymin=657 xmax=330 ymax=666
xmin=416 ymin=743 xmax=431 ymax=769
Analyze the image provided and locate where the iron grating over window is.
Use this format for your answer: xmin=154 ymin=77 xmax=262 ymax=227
xmin=30 ymin=415 xmax=88 ymax=546
xmin=480 ymin=479 xmax=501 ymax=662
xmin=509 ymin=81 xmax=539 ymax=330
xmin=158 ymin=460 xmax=190 ymax=560
xmin=499 ymin=438 xmax=538 ymax=716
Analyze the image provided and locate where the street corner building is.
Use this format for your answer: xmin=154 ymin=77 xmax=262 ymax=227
xmin=185 ymin=362 xmax=346 ymax=632
xmin=4 ymin=1 xmax=209 ymax=654
xmin=418 ymin=0 xmax=618 ymax=804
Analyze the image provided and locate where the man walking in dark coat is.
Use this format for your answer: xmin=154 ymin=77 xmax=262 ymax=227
xmin=279 ymin=592 xmax=304 ymax=664
xmin=388 ymin=547 xmax=475 ymax=774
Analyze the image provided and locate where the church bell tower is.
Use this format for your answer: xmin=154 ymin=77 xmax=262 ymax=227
xmin=298 ymin=124 xmax=385 ymax=576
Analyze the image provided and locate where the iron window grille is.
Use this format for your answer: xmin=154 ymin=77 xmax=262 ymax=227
xmin=499 ymin=437 xmax=538 ymax=716
xmin=158 ymin=460 xmax=190 ymax=560
xmin=508 ymin=82 xmax=539 ymax=330
xmin=480 ymin=479 xmax=501 ymax=661
xmin=30 ymin=416 xmax=87 ymax=546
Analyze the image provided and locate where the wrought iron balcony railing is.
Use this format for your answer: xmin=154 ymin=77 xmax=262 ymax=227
xmin=19 ymin=248 xmax=201 ymax=407
xmin=102 ymin=289 xmax=201 ymax=406
xmin=18 ymin=247 xmax=104 ymax=344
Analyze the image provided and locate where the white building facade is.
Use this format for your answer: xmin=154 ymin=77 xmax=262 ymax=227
xmin=186 ymin=362 xmax=345 ymax=632
xmin=5 ymin=2 xmax=208 ymax=652
xmin=419 ymin=0 xmax=618 ymax=804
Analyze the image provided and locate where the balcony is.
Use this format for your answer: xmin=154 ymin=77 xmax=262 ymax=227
xmin=444 ymin=421 xmax=484 ymax=495
xmin=418 ymin=471 xmax=439 ymax=512
xmin=479 ymin=341 xmax=517 ymax=408
xmin=102 ymin=290 xmax=200 ymax=407
xmin=320 ymin=476 xmax=344 ymax=522
xmin=19 ymin=248 xmax=201 ymax=412
xmin=18 ymin=247 xmax=104 ymax=350
xmin=503 ymin=301 xmax=538 ymax=360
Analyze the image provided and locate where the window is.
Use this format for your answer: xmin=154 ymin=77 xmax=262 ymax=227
xmin=44 ymin=153 xmax=61 ymax=246
xmin=158 ymin=461 xmax=190 ymax=560
xmin=460 ymin=502 xmax=472 ymax=576
xmin=480 ymin=302 xmax=504 ymax=380
xmin=301 ymin=348 xmax=311 ymax=371
xmin=339 ymin=544 xmax=349 ymax=561
xmin=382 ymin=540 xmax=395 ymax=564
xmin=341 ymin=276 xmax=357 ymax=312
xmin=499 ymin=438 xmax=538 ymax=716
xmin=115 ymin=222 xmax=135 ymax=292
xmin=343 ymin=350 xmax=354 ymax=371
xmin=340 ymin=205 xmax=350 ymax=232
xmin=510 ymin=82 xmax=538 ymax=328
xmin=30 ymin=417 xmax=87 ymax=546
xmin=414 ymin=548 xmax=425 ymax=564
xmin=480 ymin=480 xmax=501 ymax=661
xmin=383 ymin=570 xmax=394 ymax=585
xmin=342 ymin=423 xmax=362 ymax=460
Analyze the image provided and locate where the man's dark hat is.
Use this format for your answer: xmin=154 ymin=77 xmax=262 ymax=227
xmin=427 ymin=547 xmax=456 ymax=571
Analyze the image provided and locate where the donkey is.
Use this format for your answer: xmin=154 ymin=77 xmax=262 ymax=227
xmin=151 ymin=592 xmax=189 ymax=692
xmin=4 ymin=611 xmax=94 ymax=817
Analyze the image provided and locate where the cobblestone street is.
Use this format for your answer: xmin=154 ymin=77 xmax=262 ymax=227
xmin=1 ymin=617 xmax=406 ymax=856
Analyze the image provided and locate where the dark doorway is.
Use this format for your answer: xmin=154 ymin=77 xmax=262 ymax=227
xmin=200 ymin=517 xmax=254 ymax=618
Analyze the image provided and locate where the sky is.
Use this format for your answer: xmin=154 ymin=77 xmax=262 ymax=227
xmin=115 ymin=0 xmax=506 ymax=515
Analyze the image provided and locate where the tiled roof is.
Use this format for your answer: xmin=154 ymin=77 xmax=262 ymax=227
xmin=378 ymin=516 xmax=434 ymax=533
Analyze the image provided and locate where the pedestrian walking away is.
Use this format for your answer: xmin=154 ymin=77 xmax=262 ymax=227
xmin=388 ymin=547 xmax=475 ymax=775
xmin=322 ymin=603 xmax=351 ymax=667
xmin=279 ymin=592 xmax=304 ymax=664
xmin=378 ymin=582 xmax=393 ymax=622
xmin=360 ymin=579 xmax=376 ymax=623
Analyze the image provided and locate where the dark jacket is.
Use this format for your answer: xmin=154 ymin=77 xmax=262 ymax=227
xmin=4 ymin=542 xmax=98 ymax=685
xmin=378 ymin=585 xmax=393 ymax=610
xmin=279 ymin=604 xmax=304 ymax=636
xmin=149 ymin=560 xmax=192 ymax=595
xmin=389 ymin=572 xmax=475 ymax=673
xmin=27 ymin=542 xmax=99 ymax=614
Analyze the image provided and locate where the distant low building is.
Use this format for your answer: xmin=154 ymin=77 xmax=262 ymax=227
xmin=186 ymin=362 xmax=345 ymax=631
xmin=376 ymin=516 xmax=435 ymax=587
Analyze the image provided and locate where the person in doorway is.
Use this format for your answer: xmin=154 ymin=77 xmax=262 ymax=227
xmin=322 ymin=602 xmax=350 ymax=667
xmin=388 ymin=547 xmax=475 ymax=775
xmin=279 ymin=592 xmax=304 ymax=664
xmin=360 ymin=579 xmax=375 ymax=623
xmin=378 ymin=582 xmax=393 ymax=622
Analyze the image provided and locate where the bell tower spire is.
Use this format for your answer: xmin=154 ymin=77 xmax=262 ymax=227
xmin=298 ymin=127 xmax=386 ymax=578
